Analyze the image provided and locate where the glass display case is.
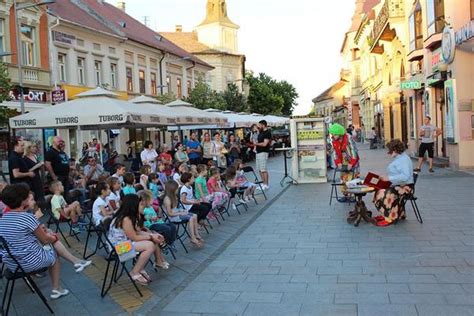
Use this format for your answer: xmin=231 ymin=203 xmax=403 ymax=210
xmin=290 ymin=117 xmax=327 ymax=183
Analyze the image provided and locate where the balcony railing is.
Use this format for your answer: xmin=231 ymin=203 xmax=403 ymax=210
xmin=369 ymin=0 xmax=405 ymax=50
xmin=23 ymin=69 xmax=39 ymax=82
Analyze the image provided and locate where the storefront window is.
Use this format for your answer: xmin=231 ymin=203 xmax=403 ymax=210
xmin=139 ymin=70 xmax=146 ymax=94
xmin=426 ymin=0 xmax=445 ymax=36
xmin=20 ymin=25 xmax=35 ymax=66
xmin=409 ymin=96 xmax=416 ymax=139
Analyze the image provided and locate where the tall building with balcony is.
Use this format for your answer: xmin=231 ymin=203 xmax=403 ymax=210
xmin=403 ymin=0 xmax=474 ymax=169
xmin=0 ymin=1 xmax=51 ymax=114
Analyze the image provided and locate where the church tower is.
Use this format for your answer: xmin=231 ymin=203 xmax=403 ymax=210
xmin=195 ymin=0 xmax=239 ymax=54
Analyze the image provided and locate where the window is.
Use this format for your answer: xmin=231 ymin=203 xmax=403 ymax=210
xmin=166 ymin=76 xmax=171 ymax=93
xmin=0 ymin=19 xmax=4 ymax=59
xmin=426 ymin=0 xmax=445 ymax=35
xmin=110 ymin=63 xmax=117 ymax=88
xmin=20 ymin=25 xmax=35 ymax=66
xmin=150 ymin=72 xmax=157 ymax=95
xmin=187 ymin=80 xmax=192 ymax=95
xmin=471 ymin=115 xmax=474 ymax=139
xmin=177 ymin=78 xmax=182 ymax=98
xmin=93 ymin=43 xmax=101 ymax=50
xmin=94 ymin=61 xmax=102 ymax=86
xmin=109 ymin=47 xmax=116 ymax=54
xmin=76 ymin=38 xmax=84 ymax=47
xmin=409 ymin=2 xmax=423 ymax=51
xmin=77 ymin=57 xmax=85 ymax=85
xmin=58 ymin=54 xmax=67 ymax=82
xmin=471 ymin=0 xmax=474 ymax=20
xmin=139 ymin=70 xmax=146 ymax=94
xmin=126 ymin=67 xmax=133 ymax=92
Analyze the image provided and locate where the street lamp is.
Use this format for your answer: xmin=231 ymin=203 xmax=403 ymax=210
xmin=14 ymin=0 xmax=55 ymax=114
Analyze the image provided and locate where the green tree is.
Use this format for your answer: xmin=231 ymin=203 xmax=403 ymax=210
xmin=222 ymin=83 xmax=247 ymax=112
xmin=246 ymin=72 xmax=284 ymax=115
xmin=186 ymin=79 xmax=225 ymax=110
xmin=0 ymin=61 xmax=16 ymax=127
xmin=156 ymin=92 xmax=176 ymax=104
xmin=273 ymin=80 xmax=298 ymax=116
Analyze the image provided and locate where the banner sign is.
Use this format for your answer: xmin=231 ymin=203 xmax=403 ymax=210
xmin=444 ymin=79 xmax=457 ymax=144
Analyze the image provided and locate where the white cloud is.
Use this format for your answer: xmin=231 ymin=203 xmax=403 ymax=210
xmin=107 ymin=0 xmax=355 ymax=115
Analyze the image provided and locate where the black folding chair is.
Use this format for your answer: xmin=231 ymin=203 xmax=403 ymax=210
xmin=241 ymin=166 xmax=267 ymax=201
xmin=83 ymin=220 xmax=108 ymax=260
xmin=0 ymin=236 xmax=54 ymax=315
xmin=40 ymin=195 xmax=80 ymax=248
xmin=401 ymin=173 xmax=423 ymax=223
xmin=100 ymin=229 xmax=143 ymax=298
xmin=160 ymin=205 xmax=189 ymax=254
xmin=329 ymin=168 xmax=355 ymax=205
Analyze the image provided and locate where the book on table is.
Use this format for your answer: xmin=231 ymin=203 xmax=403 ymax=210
xmin=363 ymin=172 xmax=392 ymax=190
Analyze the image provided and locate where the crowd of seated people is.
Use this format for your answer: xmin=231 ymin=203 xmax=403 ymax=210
xmin=0 ymin=132 xmax=268 ymax=301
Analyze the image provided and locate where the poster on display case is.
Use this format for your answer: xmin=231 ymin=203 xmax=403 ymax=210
xmin=290 ymin=117 xmax=327 ymax=183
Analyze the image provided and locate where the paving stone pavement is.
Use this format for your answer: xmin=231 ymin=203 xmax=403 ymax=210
xmin=2 ymin=145 xmax=473 ymax=315
xmin=154 ymin=144 xmax=474 ymax=316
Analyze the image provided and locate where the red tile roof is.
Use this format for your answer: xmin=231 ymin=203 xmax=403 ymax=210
xmin=48 ymin=1 xmax=119 ymax=37
xmin=79 ymin=0 xmax=212 ymax=68
xmin=49 ymin=0 xmax=212 ymax=69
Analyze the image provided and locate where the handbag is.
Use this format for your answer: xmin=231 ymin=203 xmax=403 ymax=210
xmin=114 ymin=240 xmax=136 ymax=262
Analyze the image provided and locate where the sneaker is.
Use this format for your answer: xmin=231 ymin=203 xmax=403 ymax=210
xmin=50 ymin=288 xmax=69 ymax=299
xmin=231 ymin=203 xmax=237 ymax=211
xmin=77 ymin=219 xmax=88 ymax=226
xmin=74 ymin=260 xmax=92 ymax=273
xmin=429 ymin=168 xmax=434 ymax=173
xmin=239 ymin=198 xmax=247 ymax=204
xmin=72 ymin=225 xmax=81 ymax=234
xmin=263 ymin=185 xmax=270 ymax=191
xmin=414 ymin=168 xmax=421 ymax=172
xmin=244 ymin=196 xmax=251 ymax=203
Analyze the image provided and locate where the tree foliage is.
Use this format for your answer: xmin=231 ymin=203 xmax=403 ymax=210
xmin=156 ymin=92 xmax=177 ymax=105
xmin=246 ymin=72 xmax=298 ymax=116
xmin=0 ymin=61 xmax=16 ymax=127
xmin=222 ymin=83 xmax=247 ymax=113
xmin=185 ymin=79 xmax=226 ymax=110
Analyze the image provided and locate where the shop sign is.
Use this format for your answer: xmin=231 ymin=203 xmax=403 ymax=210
xmin=51 ymin=89 xmax=66 ymax=104
xmin=400 ymin=80 xmax=422 ymax=90
xmin=347 ymin=101 xmax=353 ymax=125
xmin=9 ymin=88 xmax=48 ymax=103
xmin=431 ymin=48 xmax=442 ymax=73
xmin=455 ymin=20 xmax=474 ymax=46
xmin=441 ymin=26 xmax=456 ymax=64
xmin=52 ymin=31 xmax=76 ymax=45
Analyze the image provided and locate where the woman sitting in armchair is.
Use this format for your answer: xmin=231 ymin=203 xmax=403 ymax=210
xmin=373 ymin=139 xmax=414 ymax=227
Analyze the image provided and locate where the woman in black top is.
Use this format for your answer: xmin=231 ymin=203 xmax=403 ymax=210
xmin=23 ymin=142 xmax=45 ymax=201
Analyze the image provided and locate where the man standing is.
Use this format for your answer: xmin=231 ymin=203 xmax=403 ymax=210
xmin=415 ymin=116 xmax=441 ymax=173
xmin=253 ymin=120 xmax=271 ymax=190
xmin=45 ymin=136 xmax=70 ymax=191
xmin=367 ymin=127 xmax=377 ymax=149
xmin=186 ymin=132 xmax=202 ymax=165
xmin=8 ymin=139 xmax=34 ymax=186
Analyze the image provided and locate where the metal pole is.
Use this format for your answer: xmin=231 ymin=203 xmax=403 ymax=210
xmin=14 ymin=0 xmax=25 ymax=114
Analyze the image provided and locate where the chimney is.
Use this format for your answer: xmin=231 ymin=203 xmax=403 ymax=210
xmin=175 ymin=25 xmax=183 ymax=32
xmin=117 ymin=1 xmax=125 ymax=11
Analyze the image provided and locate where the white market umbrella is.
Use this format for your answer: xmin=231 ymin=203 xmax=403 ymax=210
xmin=209 ymin=110 xmax=258 ymax=128
xmin=129 ymin=95 xmax=177 ymax=125
xmin=263 ymin=115 xmax=290 ymax=126
xmin=9 ymin=88 xmax=167 ymax=129
xmin=166 ymin=99 xmax=227 ymax=125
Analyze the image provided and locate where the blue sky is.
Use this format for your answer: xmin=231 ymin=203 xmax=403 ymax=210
xmin=108 ymin=0 xmax=355 ymax=115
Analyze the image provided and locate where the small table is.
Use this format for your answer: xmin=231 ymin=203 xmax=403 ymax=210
xmin=345 ymin=186 xmax=375 ymax=227
xmin=274 ymin=147 xmax=297 ymax=186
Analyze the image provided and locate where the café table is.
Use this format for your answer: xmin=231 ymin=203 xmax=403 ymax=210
xmin=345 ymin=185 xmax=375 ymax=227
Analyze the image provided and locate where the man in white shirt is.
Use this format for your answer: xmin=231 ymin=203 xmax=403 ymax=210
xmin=140 ymin=141 xmax=158 ymax=172
xmin=415 ymin=116 xmax=441 ymax=173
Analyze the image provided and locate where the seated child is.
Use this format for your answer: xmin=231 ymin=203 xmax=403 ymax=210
xmin=234 ymin=160 xmax=256 ymax=203
xmin=92 ymin=182 xmax=113 ymax=226
xmin=157 ymin=162 xmax=169 ymax=190
xmin=50 ymin=181 xmax=85 ymax=232
xmin=121 ymin=172 xmax=137 ymax=197
xmin=163 ymin=180 xmax=203 ymax=248
xmin=195 ymin=165 xmax=227 ymax=217
xmin=106 ymin=177 xmax=121 ymax=212
xmin=172 ymin=162 xmax=188 ymax=186
xmin=206 ymin=167 xmax=231 ymax=208
xmin=137 ymin=190 xmax=176 ymax=248
xmin=139 ymin=165 xmax=152 ymax=189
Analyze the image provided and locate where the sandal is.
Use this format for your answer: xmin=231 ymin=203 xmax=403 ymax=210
xmin=154 ymin=261 xmax=170 ymax=270
xmin=140 ymin=270 xmax=152 ymax=282
xmin=131 ymin=274 xmax=149 ymax=286
xmin=190 ymin=239 xmax=203 ymax=248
